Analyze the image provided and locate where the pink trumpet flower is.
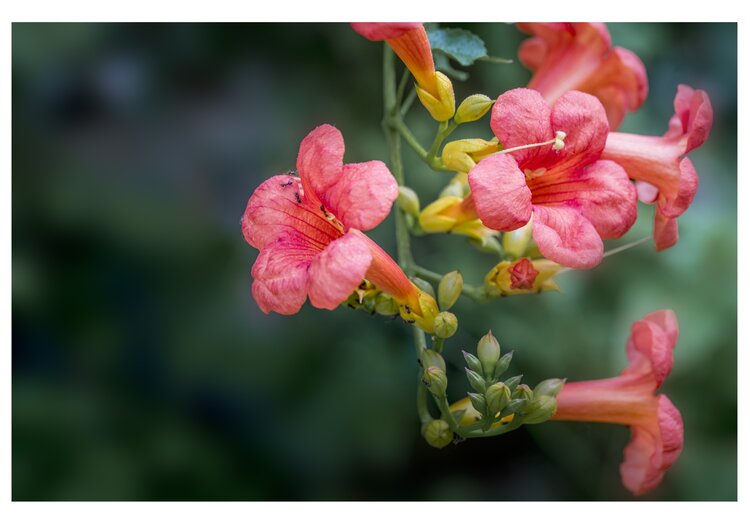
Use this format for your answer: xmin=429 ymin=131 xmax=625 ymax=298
xmin=602 ymin=85 xmax=713 ymax=250
xmin=241 ymin=124 xmax=436 ymax=327
xmin=351 ymin=23 xmax=455 ymax=121
xmin=467 ymin=88 xmax=637 ymax=269
xmin=553 ymin=310 xmax=684 ymax=496
xmin=517 ymin=23 xmax=648 ymax=129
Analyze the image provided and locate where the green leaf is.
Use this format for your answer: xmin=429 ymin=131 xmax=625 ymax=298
xmin=428 ymin=28 xmax=488 ymax=66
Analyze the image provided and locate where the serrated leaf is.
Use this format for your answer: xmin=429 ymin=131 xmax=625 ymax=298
xmin=428 ymin=28 xmax=488 ymax=66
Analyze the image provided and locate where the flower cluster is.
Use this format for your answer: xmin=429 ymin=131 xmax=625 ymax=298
xmin=240 ymin=22 xmax=713 ymax=498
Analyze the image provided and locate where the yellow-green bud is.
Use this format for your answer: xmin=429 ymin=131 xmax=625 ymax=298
xmin=416 ymin=71 xmax=456 ymax=122
xmin=423 ymin=419 xmax=453 ymax=448
xmin=501 ymin=220 xmax=533 ymax=259
xmin=522 ymin=396 xmax=557 ymax=425
xmin=411 ymin=277 xmax=435 ymax=299
xmin=462 ymin=350 xmax=483 ymax=376
xmin=465 ymin=368 xmax=486 ymax=393
xmin=493 ymin=351 xmax=514 ymax=380
xmin=423 ymin=366 xmax=448 ymax=397
xmin=504 ymin=374 xmax=523 ymax=392
xmin=438 ymin=270 xmax=463 ymax=310
xmin=477 ymin=331 xmax=501 ymax=378
xmin=397 ymin=186 xmax=421 ymax=217
xmin=374 ymin=293 xmax=399 ymax=316
xmin=454 ymin=94 xmax=494 ymax=124
xmin=534 ymin=378 xmax=566 ymax=398
xmin=468 ymin=392 xmax=486 ymax=414
xmin=420 ymin=349 xmax=446 ymax=372
xmin=485 ymin=383 xmax=511 ymax=415
xmin=513 ymin=383 xmax=534 ymax=401
xmin=433 ymin=311 xmax=458 ymax=338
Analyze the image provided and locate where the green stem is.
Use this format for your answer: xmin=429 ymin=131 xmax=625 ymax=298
xmin=435 ymin=395 xmax=463 ymax=435
xmin=401 ymin=88 xmax=417 ymax=116
xmin=412 ymin=264 xmax=491 ymax=303
xmin=394 ymin=120 xmax=428 ymax=162
xmin=396 ymin=68 xmax=411 ymax=106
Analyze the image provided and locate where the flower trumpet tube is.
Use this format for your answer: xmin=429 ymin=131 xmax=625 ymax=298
xmin=517 ymin=23 xmax=648 ymax=129
xmin=601 ymin=85 xmax=713 ymax=250
xmin=466 ymin=88 xmax=637 ymax=269
xmin=241 ymin=124 xmax=438 ymax=331
xmin=553 ymin=310 xmax=683 ymax=496
xmin=352 ymin=22 xmax=455 ymax=121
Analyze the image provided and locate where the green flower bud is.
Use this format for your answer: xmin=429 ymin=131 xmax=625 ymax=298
xmin=501 ymin=220 xmax=533 ymax=259
xmin=500 ymin=398 xmax=527 ymax=418
xmin=485 ymin=383 xmax=511 ymax=415
xmin=462 ymin=350 xmax=483 ymax=376
xmin=423 ymin=366 xmax=448 ymax=397
xmin=522 ymin=396 xmax=557 ymax=425
xmin=454 ymin=94 xmax=494 ymax=124
xmin=374 ymin=293 xmax=399 ymax=316
xmin=420 ymin=349 xmax=446 ymax=372
xmin=477 ymin=331 xmax=501 ymax=378
xmin=468 ymin=392 xmax=486 ymax=415
xmin=433 ymin=311 xmax=458 ymax=338
xmin=492 ymin=351 xmax=514 ymax=380
xmin=438 ymin=270 xmax=463 ymax=311
xmin=513 ymin=383 xmax=533 ymax=401
xmin=397 ymin=186 xmax=421 ymax=217
xmin=534 ymin=378 xmax=566 ymax=398
xmin=411 ymin=277 xmax=435 ymax=299
xmin=423 ymin=419 xmax=453 ymax=449
xmin=465 ymin=368 xmax=486 ymax=393
xmin=504 ymin=374 xmax=523 ymax=392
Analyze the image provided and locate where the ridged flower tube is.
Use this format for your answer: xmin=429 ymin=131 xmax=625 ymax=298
xmin=352 ymin=22 xmax=455 ymax=121
xmin=601 ymin=85 xmax=713 ymax=250
xmin=553 ymin=310 xmax=684 ymax=496
xmin=241 ymin=124 xmax=437 ymax=330
xmin=517 ymin=22 xmax=648 ymax=129
xmin=467 ymin=88 xmax=637 ymax=269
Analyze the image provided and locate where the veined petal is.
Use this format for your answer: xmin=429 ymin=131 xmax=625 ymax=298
xmin=242 ymin=174 xmax=341 ymax=250
xmin=620 ymin=395 xmax=683 ymax=496
xmin=532 ymin=205 xmax=603 ymax=268
xmin=671 ymin=84 xmax=713 ymax=153
xmin=490 ymin=88 xmax=553 ymax=168
xmin=297 ymin=124 xmax=345 ymax=202
xmin=250 ymin=233 xmax=318 ymax=315
xmin=658 ymin=157 xmax=699 ymax=219
xmin=468 ymin=154 xmax=532 ymax=231
xmin=624 ymin=309 xmax=677 ymax=389
xmin=308 ymin=230 xmax=373 ymax=310
xmin=351 ymin=22 xmax=421 ymax=41
xmin=548 ymin=91 xmax=609 ymax=173
xmin=529 ymin=160 xmax=636 ymax=239
xmin=324 ymin=160 xmax=398 ymax=231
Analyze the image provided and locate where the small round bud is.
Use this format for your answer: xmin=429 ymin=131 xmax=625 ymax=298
xmin=438 ymin=270 xmax=463 ymax=311
xmin=420 ymin=349 xmax=446 ymax=372
xmin=522 ymin=396 xmax=557 ymax=425
xmin=534 ymin=378 xmax=566 ymax=398
xmin=423 ymin=366 xmax=448 ymax=397
xmin=397 ymin=186 xmax=421 ymax=217
xmin=485 ymin=382 xmax=511 ymax=415
xmin=513 ymin=383 xmax=533 ymax=401
xmin=433 ymin=311 xmax=458 ymax=338
xmin=455 ymin=94 xmax=494 ymax=124
xmin=423 ymin=419 xmax=453 ymax=448
xmin=477 ymin=331 xmax=501 ymax=378
xmin=374 ymin=293 xmax=400 ymax=316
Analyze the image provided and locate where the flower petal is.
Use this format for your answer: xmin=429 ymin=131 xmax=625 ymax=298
xmin=549 ymin=91 xmax=610 ymax=173
xmin=625 ymin=309 xmax=678 ymax=389
xmin=658 ymin=157 xmax=699 ymax=219
xmin=531 ymin=204 xmax=603 ymax=268
xmin=250 ymin=233 xmax=318 ymax=315
xmin=242 ymin=174 xmax=341 ymax=250
xmin=467 ymin=154 xmax=532 ymax=231
xmin=620 ymin=395 xmax=683 ymax=496
xmin=297 ymin=124 xmax=345 ymax=202
xmin=672 ymin=84 xmax=713 ymax=154
xmin=529 ymin=159 xmax=636 ymax=239
xmin=351 ymin=22 xmax=421 ymax=41
xmin=323 ymin=160 xmax=398 ymax=231
xmin=308 ymin=230 xmax=373 ymax=310
xmin=490 ymin=88 xmax=554 ymax=168
xmin=653 ymin=210 xmax=679 ymax=251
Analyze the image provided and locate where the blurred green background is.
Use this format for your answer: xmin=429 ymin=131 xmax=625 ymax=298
xmin=12 ymin=23 xmax=736 ymax=500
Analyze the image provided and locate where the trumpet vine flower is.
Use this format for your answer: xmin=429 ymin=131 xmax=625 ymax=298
xmin=242 ymin=124 xmax=438 ymax=330
xmin=602 ymin=85 xmax=713 ymax=250
xmin=517 ymin=23 xmax=648 ymax=129
xmin=553 ymin=310 xmax=683 ymax=496
xmin=352 ymin=22 xmax=455 ymax=121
